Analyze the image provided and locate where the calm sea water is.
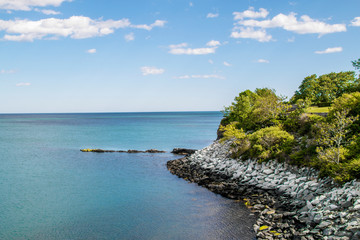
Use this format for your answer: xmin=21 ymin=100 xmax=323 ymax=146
xmin=0 ymin=112 xmax=256 ymax=240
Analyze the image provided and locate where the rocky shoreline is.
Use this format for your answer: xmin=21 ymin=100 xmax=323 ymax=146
xmin=167 ymin=140 xmax=360 ymax=240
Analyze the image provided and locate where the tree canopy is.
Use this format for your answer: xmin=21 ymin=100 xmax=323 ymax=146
xmin=291 ymin=71 xmax=358 ymax=106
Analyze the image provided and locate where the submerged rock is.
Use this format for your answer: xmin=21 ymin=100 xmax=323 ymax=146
xmin=80 ymin=148 xmax=166 ymax=153
xmin=171 ymin=148 xmax=197 ymax=155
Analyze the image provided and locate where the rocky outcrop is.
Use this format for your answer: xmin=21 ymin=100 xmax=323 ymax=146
xmin=81 ymin=148 xmax=166 ymax=153
xmin=171 ymin=148 xmax=197 ymax=155
xmin=167 ymin=140 xmax=360 ymax=240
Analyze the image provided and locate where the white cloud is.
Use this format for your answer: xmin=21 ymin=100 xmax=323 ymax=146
xmin=168 ymin=42 xmax=218 ymax=55
xmin=168 ymin=43 xmax=188 ymax=48
xmin=233 ymin=7 xmax=269 ymax=20
xmin=189 ymin=2 xmax=193 ymax=7
xmin=131 ymin=20 xmax=166 ymax=31
xmin=350 ymin=17 xmax=360 ymax=27
xmin=206 ymin=40 xmax=221 ymax=47
xmin=237 ymin=12 xmax=346 ymax=36
xmin=16 ymin=82 xmax=31 ymax=87
xmin=288 ymin=37 xmax=295 ymax=42
xmin=315 ymin=47 xmax=343 ymax=54
xmin=141 ymin=66 xmax=165 ymax=76
xmin=169 ymin=47 xmax=216 ymax=55
xmin=35 ymin=8 xmax=61 ymax=15
xmin=207 ymin=13 xmax=219 ymax=18
xmin=257 ymin=59 xmax=269 ymax=63
xmin=231 ymin=27 xmax=272 ymax=42
xmin=174 ymin=74 xmax=225 ymax=80
xmin=124 ymin=32 xmax=134 ymax=41
xmin=0 ymin=0 xmax=71 ymax=11
xmin=1 ymin=69 xmax=16 ymax=74
xmin=223 ymin=61 xmax=232 ymax=67
xmin=0 ymin=17 xmax=166 ymax=41
xmin=86 ymin=48 xmax=96 ymax=54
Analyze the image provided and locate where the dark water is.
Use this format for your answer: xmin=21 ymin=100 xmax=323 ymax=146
xmin=0 ymin=112 xmax=256 ymax=239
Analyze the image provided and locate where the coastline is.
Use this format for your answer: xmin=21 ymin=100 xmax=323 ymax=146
xmin=167 ymin=140 xmax=360 ymax=240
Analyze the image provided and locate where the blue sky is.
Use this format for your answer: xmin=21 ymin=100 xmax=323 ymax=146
xmin=0 ymin=0 xmax=359 ymax=113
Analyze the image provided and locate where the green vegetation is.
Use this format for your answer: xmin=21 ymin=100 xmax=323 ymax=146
xmin=305 ymin=106 xmax=330 ymax=113
xmin=291 ymin=71 xmax=359 ymax=107
xmin=220 ymin=59 xmax=360 ymax=183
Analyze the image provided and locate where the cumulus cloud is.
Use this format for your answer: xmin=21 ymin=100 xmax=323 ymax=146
xmin=315 ymin=47 xmax=343 ymax=54
xmin=16 ymin=82 xmax=31 ymax=87
xmin=168 ymin=41 xmax=219 ymax=55
xmin=206 ymin=40 xmax=221 ymax=47
xmin=207 ymin=13 xmax=219 ymax=18
xmin=174 ymin=74 xmax=225 ymax=80
xmin=124 ymin=32 xmax=134 ymax=41
xmin=0 ymin=0 xmax=71 ymax=11
xmin=237 ymin=12 xmax=346 ymax=36
xmin=257 ymin=59 xmax=269 ymax=63
xmin=131 ymin=20 xmax=166 ymax=31
xmin=350 ymin=17 xmax=360 ymax=27
xmin=231 ymin=27 xmax=272 ymax=42
xmin=35 ymin=8 xmax=61 ymax=15
xmin=141 ymin=66 xmax=165 ymax=76
xmin=0 ymin=17 xmax=166 ymax=41
xmin=86 ymin=48 xmax=96 ymax=54
xmin=233 ymin=7 xmax=269 ymax=20
xmin=223 ymin=61 xmax=232 ymax=67
xmin=231 ymin=8 xmax=346 ymax=42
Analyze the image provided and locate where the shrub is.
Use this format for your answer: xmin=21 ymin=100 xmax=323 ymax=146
xmin=247 ymin=126 xmax=295 ymax=162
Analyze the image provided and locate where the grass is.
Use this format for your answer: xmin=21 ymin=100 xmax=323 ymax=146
xmin=305 ymin=106 xmax=330 ymax=113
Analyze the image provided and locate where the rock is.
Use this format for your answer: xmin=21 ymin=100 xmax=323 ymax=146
xmin=81 ymin=148 xmax=166 ymax=153
xmin=263 ymin=169 xmax=274 ymax=175
xmin=314 ymin=213 xmax=323 ymax=224
xmin=317 ymin=221 xmax=332 ymax=229
xmin=166 ymin=139 xmax=360 ymax=240
xmin=145 ymin=149 xmax=166 ymax=153
xmin=171 ymin=148 xmax=197 ymax=155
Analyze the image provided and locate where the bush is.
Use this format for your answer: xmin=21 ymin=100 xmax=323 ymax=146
xmin=246 ymin=126 xmax=295 ymax=162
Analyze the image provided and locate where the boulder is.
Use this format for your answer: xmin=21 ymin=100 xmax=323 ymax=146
xmin=171 ymin=148 xmax=197 ymax=155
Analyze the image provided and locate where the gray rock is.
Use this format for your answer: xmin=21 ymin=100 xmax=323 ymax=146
xmin=317 ymin=221 xmax=332 ymax=229
xmin=263 ymin=169 xmax=273 ymax=175
xmin=314 ymin=213 xmax=323 ymax=224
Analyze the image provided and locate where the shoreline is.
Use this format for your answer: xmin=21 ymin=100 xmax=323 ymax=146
xmin=167 ymin=140 xmax=360 ymax=240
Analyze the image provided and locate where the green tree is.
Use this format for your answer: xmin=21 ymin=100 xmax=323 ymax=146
xmin=291 ymin=72 xmax=358 ymax=106
xmin=223 ymin=88 xmax=288 ymax=131
xmin=352 ymin=58 xmax=360 ymax=70
xmin=223 ymin=89 xmax=257 ymax=130
xmin=316 ymin=109 xmax=358 ymax=164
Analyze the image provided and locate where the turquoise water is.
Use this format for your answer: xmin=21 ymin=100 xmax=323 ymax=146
xmin=0 ymin=112 xmax=255 ymax=240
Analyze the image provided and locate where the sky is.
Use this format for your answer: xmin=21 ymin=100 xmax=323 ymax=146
xmin=0 ymin=0 xmax=360 ymax=113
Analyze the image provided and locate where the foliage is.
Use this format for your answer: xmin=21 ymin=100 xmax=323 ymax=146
xmin=330 ymin=92 xmax=360 ymax=133
xmin=291 ymin=71 xmax=358 ymax=106
xmin=221 ymin=64 xmax=360 ymax=183
xmin=219 ymin=122 xmax=246 ymax=141
xmin=305 ymin=106 xmax=330 ymax=113
xmin=315 ymin=109 xmax=358 ymax=164
xmin=352 ymin=58 xmax=360 ymax=70
xmin=223 ymin=88 xmax=289 ymax=131
xmin=222 ymin=89 xmax=257 ymax=130
xmin=246 ymin=126 xmax=295 ymax=162
xmin=219 ymin=122 xmax=250 ymax=158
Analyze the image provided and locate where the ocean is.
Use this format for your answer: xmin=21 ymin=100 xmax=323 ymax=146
xmin=0 ymin=112 xmax=255 ymax=240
